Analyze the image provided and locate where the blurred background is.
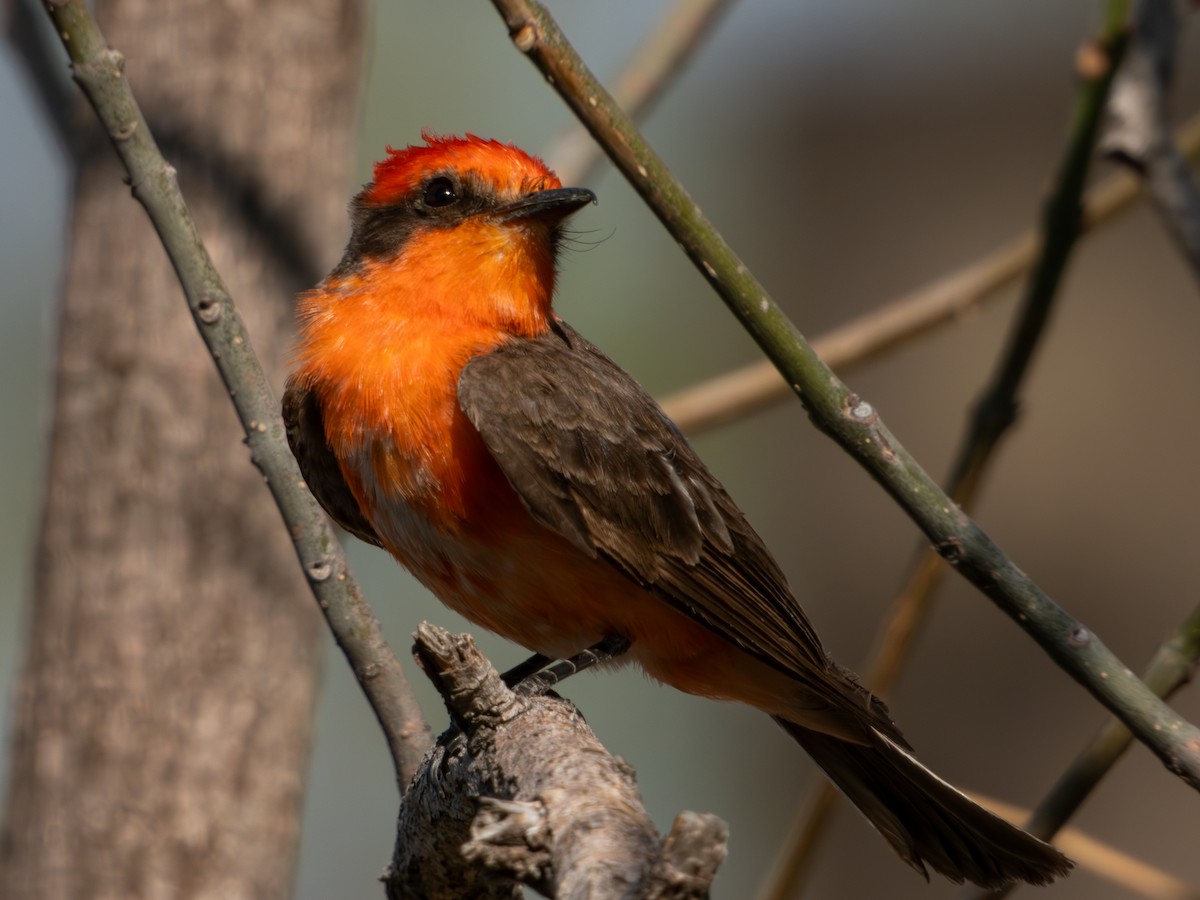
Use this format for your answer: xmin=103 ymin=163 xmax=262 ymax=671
xmin=3 ymin=1 xmax=1200 ymax=897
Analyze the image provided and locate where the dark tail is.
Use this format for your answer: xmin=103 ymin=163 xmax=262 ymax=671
xmin=777 ymin=718 xmax=1072 ymax=888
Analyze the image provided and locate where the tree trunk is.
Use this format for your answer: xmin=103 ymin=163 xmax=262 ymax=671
xmin=0 ymin=2 xmax=364 ymax=897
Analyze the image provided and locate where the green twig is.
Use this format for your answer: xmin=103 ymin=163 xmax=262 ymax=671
xmin=975 ymin=602 xmax=1200 ymax=900
xmin=488 ymin=0 xmax=1200 ymax=788
xmin=1027 ymin=602 xmax=1200 ymax=840
xmin=760 ymin=6 xmax=1134 ymax=893
xmin=41 ymin=0 xmax=432 ymax=788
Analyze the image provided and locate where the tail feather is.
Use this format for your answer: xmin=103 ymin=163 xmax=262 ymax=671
xmin=777 ymin=718 xmax=1072 ymax=888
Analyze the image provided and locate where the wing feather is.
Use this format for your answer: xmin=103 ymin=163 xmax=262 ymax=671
xmin=457 ymin=321 xmax=827 ymax=677
xmin=282 ymin=379 xmax=383 ymax=548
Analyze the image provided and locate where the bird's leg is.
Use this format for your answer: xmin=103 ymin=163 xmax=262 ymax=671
xmin=500 ymin=652 xmax=552 ymax=687
xmin=512 ymin=634 xmax=632 ymax=697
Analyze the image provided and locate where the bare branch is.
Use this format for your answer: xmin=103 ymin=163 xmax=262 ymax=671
xmin=40 ymin=0 xmax=432 ymax=787
xmin=1103 ymin=0 xmax=1200 ymax=285
xmin=648 ymin=812 xmax=729 ymax=900
xmin=757 ymin=4 xmax=1190 ymax=891
xmin=386 ymin=625 xmax=726 ymax=900
xmin=488 ymin=0 xmax=1200 ymax=787
xmin=974 ymin=602 xmax=1200 ymax=900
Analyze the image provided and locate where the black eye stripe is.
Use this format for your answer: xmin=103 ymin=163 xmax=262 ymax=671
xmin=423 ymin=176 xmax=458 ymax=208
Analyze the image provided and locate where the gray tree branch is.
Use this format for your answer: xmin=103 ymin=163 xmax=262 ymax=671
xmin=386 ymin=625 xmax=727 ymax=900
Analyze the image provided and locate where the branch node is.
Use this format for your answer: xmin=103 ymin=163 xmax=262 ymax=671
xmin=100 ymin=47 xmax=125 ymax=75
xmin=196 ymin=293 xmax=223 ymax=324
xmin=304 ymin=558 xmax=333 ymax=582
xmin=935 ymin=536 xmax=965 ymax=566
xmin=111 ymin=119 xmax=138 ymax=141
xmin=845 ymin=397 xmax=877 ymax=425
xmin=74 ymin=46 xmax=125 ymax=82
xmin=645 ymin=811 xmax=728 ymax=899
xmin=463 ymin=841 xmax=551 ymax=888
xmin=472 ymin=797 xmax=551 ymax=846
xmin=412 ymin=622 xmax=523 ymax=730
xmin=463 ymin=796 xmax=554 ymax=885
xmin=513 ymin=23 xmax=537 ymax=53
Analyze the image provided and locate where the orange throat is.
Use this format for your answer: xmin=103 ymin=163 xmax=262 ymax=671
xmin=290 ymin=221 xmax=558 ymax=532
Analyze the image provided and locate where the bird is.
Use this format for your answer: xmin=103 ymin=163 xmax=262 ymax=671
xmin=283 ymin=132 xmax=1071 ymax=888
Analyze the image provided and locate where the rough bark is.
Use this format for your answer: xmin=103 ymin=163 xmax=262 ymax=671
xmin=0 ymin=2 xmax=364 ymax=898
xmin=386 ymin=625 xmax=727 ymax=900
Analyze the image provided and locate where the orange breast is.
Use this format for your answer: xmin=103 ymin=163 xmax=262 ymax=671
xmin=291 ymin=253 xmax=803 ymax=717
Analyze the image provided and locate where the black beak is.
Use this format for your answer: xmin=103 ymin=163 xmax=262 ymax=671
xmin=495 ymin=186 xmax=596 ymax=223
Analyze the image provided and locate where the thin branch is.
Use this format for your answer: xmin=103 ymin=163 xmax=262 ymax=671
xmin=973 ymin=602 xmax=1200 ymax=900
xmin=1103 ymin=0 xmax=1200 ymax=285
xmin=489 ymin=0 xmax=1200 ymax=787
xmin=1026 ymin=602 xmax=1200 ymax=840
xmin=40 ymin=0 xmax=432 ymax=787
xmin=770 ymin=606 xmax=1200 ymax=900
xmin=547 ymin=0 xmax=734 ymax=186
xmin=890 ymin=0 xmax=1145 ymax=717
xmin=663 ymin=113 xmax=1200 ymax=435
xmin=760 ymin=5 xmax=1147 ymax=892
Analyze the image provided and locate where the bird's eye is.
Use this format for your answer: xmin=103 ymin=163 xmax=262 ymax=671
xmin=423 ymin=176 xmax=459 ymax=208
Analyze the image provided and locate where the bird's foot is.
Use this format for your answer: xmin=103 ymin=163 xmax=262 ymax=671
xmin=510 ymin=634 xmax=632 ymax=696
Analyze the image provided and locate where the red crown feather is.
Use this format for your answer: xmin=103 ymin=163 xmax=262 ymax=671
xmin=363 ymin=131 xmax=561 ymax=205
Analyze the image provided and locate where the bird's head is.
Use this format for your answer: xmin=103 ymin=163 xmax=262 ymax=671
xmin=327 ymin=132 xmax=595 ymax=336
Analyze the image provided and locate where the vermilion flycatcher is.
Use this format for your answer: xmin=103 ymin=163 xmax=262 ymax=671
xmin=284 ymin=133 xmax=1070 ymax=887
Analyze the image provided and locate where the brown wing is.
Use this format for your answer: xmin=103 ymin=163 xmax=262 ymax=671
xmin=457 ymin=320 xmax=827 ymax=678
xmin=282 ymin=378 xmax=383 ymax=548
